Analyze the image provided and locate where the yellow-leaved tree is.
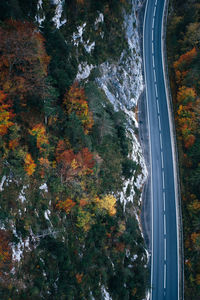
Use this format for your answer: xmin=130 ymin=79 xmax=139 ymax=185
xmin=177 ymin=86 xmax=196 ymax=104
xmin=29 ymin=123 xmax=49 ymax=153
xmin=96 ymin=195 xmax=117 ymax=216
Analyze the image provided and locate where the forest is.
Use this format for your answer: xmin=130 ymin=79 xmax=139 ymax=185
xmin=0 ymin=0 xmax=148 ymax=299
xmin=167 ymin=0 xmax=200 ymax=298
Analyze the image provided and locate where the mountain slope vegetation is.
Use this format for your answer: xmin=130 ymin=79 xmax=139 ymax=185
xmin=0 ymin=1 xmax=148 ymax=299
xmin=167 ymin=0 xmax=200 ymax=298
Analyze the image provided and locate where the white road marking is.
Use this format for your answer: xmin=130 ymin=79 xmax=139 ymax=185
xmin=153 ymin=69 xmax=156 ymax=81
xmin=160 ymin=132 xmax=163 ymax=148
xmin=161 ymin=150 xmax=164 ymax=169
xmin=152 ymin=41 xmax=154 ymax=54
xmin=161 ymin=0 xmax=180 ymax=298
xmin=157 ymin=99 xmax=160 ymax=115
xmin=164 ymin=263 xmax=166 ymax=289
xmin=164 ymin=237 xmax=167 ymax=260
xmin=155 ymin=84 xmax=158 ymax=98
xmin=162 ymin=170 xmax=165 ymax=189
xmin=152 ymin=17 xmax=155 ymax=29
xmin=164 ymin=215 xmax=166 ymax=236
xmin=155 ymin=0 xmax=157 ymax=6
xmin=153 ymin=5 xmax=156 ymax=17
xmin=152 ymin=29 xmax=154 ymax=41
xmin=152 ymin=55 xmax=155 ymax=68
xmin=158 ymin=115 xmax=161 ymax=131
xmin=163 ymin=191 xmax=166 ymax=211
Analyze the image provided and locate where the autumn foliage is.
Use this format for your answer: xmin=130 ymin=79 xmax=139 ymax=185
xmin=169 ymin=9 xmax=200 ymax=296
xmin=174 ymin=48 xmax=199 ymax=149
xmin=56 ymin=198 xmax=76 ymax=213
xmin=0 ymin=20 xmax=50 ymax=102
xmin=0 ymin=90 xmax=14 ymax=136
xmin=56 ymin=140 xmax=94 ymax=181
xmin=96 ymin=194 xmax=117 ymax=216
xmin=24 ymin=153 xmax=36 ymax=176
xmin=174 ymin=47 xmax=197 ymax=70
xmin=0 ymin=230 xmax=12 ymax=275
xmin=29 ymin=123 xmax=49 ymax=152
xmin=39 ymin=157 xmax=50 ymax=178
xmin=64 ymin=83 xmax=94 ymax=134
xmin=76 ymin=273 xmax=83 ymax=283
xmin=177 ymin=86 xmax=196 ymax=104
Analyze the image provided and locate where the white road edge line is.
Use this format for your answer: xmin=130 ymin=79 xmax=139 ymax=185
xmin=143 ymin=0 xmax=154 ymax=298
xmin=161 ymin=1 xmax=180 ymax=298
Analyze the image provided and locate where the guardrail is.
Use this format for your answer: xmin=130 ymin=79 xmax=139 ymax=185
xmin=162 ymin=1 xmax=184 ymax=299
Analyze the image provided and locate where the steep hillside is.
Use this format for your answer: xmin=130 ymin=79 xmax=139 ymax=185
xmin=167 ymin=0 xmax=200 ymax=298
xmin=0 ymin=0 xmax=148 ymax=299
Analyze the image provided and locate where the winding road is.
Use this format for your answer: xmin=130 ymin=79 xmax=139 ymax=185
xmin=143 ymin=0 xmax=179 ymax=299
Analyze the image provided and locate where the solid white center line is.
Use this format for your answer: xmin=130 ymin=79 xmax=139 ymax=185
xmin=162 ymin=170 xmax=165 ymax=189
xmin=164 ymin=263 xmax=166 ymax=289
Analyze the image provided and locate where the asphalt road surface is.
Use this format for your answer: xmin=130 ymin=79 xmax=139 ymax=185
xmin=143 ymin=0 xmax=179 ymax=299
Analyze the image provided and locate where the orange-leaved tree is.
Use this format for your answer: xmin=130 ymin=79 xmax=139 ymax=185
xmin=64 ymin=82 xmax=94 ymax=134
xmin=56 ymin=140 xmax=94 ymax=182
xmin=0 ymin=90 xmax=15 ymax=136
xmin=24 ymin=153 xmax=36 ymax=176
xmin=0 ymin=20 xmax=50 ymax=102
xmin=174 ymin=47 xmax=197 ymax=70
xmin=56 ymin=198 xmax=76 ymax=213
